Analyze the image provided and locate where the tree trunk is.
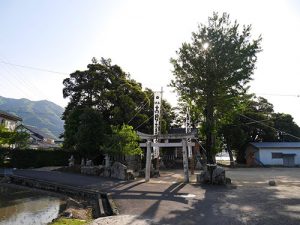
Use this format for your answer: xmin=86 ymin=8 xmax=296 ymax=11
xmin=227 ymin=143 xmax=235 ymax=168
xmin=190 ymin=147 xmax=195 ymax=175
xmin=205 ymin=100 xmax=215 ymax=164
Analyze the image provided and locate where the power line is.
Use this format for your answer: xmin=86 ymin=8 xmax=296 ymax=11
xmin=135 ymin=114 xmax=154 ymax=130
xmin=128 ymin=93 xmax=153 ymax=125
xmin=0 ymin=56 xmax=50 ymax=100
xmin=245 ymin=118 xmax=271 ymax=125
xmin=243 ymin=113 xmax=289 ymax=125
xmin=0 ymin=67 xmax=33 ymax=100
xmin=0 ymin=60 xmax=68 ymax=75
xmin=239 ymin=113 xmax=300 ymax=141
xmin=257 ymin=93 xmax=300 ymax=97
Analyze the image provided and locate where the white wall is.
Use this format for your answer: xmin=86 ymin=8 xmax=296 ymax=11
xmin=259 ymin=148 xmax=300 ymax=165
xmin=0 ymin=116 xmax=17 ymax=131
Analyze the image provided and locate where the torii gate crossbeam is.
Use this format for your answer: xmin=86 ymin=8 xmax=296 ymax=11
xmin=137 ymin=131 xmax=197 ymax=183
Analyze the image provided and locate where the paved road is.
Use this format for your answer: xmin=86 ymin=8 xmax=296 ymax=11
xmin=13 ymin=168 xmax=300 ymax=225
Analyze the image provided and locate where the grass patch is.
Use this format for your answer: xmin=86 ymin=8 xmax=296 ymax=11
xmin=49 ymin=218 xmax=87 ymax=225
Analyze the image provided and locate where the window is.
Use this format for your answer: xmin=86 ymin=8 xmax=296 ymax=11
xmin=272 ymin=153 xmax=283 ymax=159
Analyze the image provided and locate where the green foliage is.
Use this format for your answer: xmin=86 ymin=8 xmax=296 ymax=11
xmin=105 ymin=124 xmax=142 ymax=156
xmin=75 ymin=108 xmax=107 ymax=157
xmin=62 ymin=58 xmax=149 ymax=156
xmin=0 ymin=96 xmax=64 ymax=139
xmin=63 ymin=58 xmax=148 ymax=127
xmin=0 ymin=125 xmax=30 ymax=148
xmin=220 ymin=96 xmax=300 ymax=163
xmin=170 ymin=12 xmax=262 ymax=162
xmin=49 ymin=218 xmax=87 ymax=225
xmin=63 ymin=107 xmax=107 ymax=157
xmin=11 ymin=130 xmax=30 ymax=149
xmin=62 ymin=58 xmax=175 ymax=157
xmin=136 ymin=88 xmax=176 ymax=134
xmin=273 ymin=113 xmax=300 ymax=142
xmin=0 ymin=125 xmax=13 ymax=145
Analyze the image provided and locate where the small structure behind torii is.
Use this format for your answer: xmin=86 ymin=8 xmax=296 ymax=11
xmin=138 ymin=131 xmax=197 ymax=183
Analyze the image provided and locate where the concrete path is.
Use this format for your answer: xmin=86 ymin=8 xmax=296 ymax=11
xmin=13 ymin=168 xmax=300 ymax=225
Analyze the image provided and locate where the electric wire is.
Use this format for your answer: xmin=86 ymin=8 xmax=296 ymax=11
xmin=257 ymin=93 xmax=300 ymax=97
xmin=0 ymin=71 xmax=24 ymax=96
xmin=244 ymin=118 xmax=272 ymax=125
xmin=135 ymin=114 xmax=154 ymax=130
xmin=239 ymin=113 xmax=300 ymax=141
xmin=0 ymin=65 xmax=33 ymax=99
xmin=0 ymin=60 xmax=68 ymax=75
xmin=128 ymin=92 xmax=153 ymax=125
xmin=0 ymin=56 xmax=50 ymax=100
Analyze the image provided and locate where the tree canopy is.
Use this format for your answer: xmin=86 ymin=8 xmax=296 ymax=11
xmin=170 ymin=12 xmax=262 ymax=162
xmin=63 ymin=58 xmax=148 ymax=127
xmin=220 ymin=96 xmax=300 ymax=163
xmin=62 ymin=58 xmax=175 ymax=157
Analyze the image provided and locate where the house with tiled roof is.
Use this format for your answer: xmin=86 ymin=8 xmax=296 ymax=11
xmin=0 ymin=110 xmax=22 ymax=131
xmin=17 ymin=124 xmax=59 ymax=149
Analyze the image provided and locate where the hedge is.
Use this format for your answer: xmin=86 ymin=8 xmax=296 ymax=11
xmin=0 ymin=148 xmax=80 ymax=169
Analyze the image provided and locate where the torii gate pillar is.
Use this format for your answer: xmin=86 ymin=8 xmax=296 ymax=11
xmin=138 ymin=131 xmax=195 ymax=183
xmin=182 ymin=138 xmax=189 ymax=183
xmin=145 ymin=140 xmax=152 ymax=182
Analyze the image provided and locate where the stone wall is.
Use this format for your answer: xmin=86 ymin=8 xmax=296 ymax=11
xmin=80 ymin=162 xmax=134 ymax=181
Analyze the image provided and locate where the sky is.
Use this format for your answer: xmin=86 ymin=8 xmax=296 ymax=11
xmin=1 ymin=0 xmax=300 ymax=124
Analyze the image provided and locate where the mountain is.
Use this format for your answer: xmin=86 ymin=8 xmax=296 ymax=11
xmin=0 ymin=96 xmax=64 ymax=139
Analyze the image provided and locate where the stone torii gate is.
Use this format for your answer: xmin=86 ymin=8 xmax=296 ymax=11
xmin=138 ymin=131 xmax=196 ymax=183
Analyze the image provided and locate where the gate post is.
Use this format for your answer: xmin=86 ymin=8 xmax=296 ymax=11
xmin=145 ymin=140 xmax=152 ymax=182
xmin=182 ymin=138 xmax=189 ymax=183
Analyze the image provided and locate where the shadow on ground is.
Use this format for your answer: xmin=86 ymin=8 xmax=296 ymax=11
xmin=109 ymin=180 xmax=300 ymax=225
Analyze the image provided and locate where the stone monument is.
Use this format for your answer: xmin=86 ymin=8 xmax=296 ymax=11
xmin=68 ymin=155 xmax=75 ymax=167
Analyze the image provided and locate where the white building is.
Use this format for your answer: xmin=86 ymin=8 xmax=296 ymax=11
xmin=17 ymin=124 xmax=59 ymax=149
xmin=246 ymin=142 xmax=300 ymax=167
xmin=0 ymin=110 xmax=22 ymax=131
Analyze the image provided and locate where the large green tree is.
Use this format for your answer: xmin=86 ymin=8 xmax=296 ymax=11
xmin=273 ymin=113 xmax=300 ymax=142
xmin=170 ymin=12 xmax=262 ymax=163
xmin=62 ymin=58 xmax=175 ymax=157
xmin=220 ymin=96 xmax=300 ymax=163
xmin=62 ymin=58 xmax=148 ymax=155
xmin=220 ymin=96 xmax=276 ymax=163
xmin=63 ymin=58 xmax=148 ymax=127
xmin=75 ymin=107 xmax=107 ymax=157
